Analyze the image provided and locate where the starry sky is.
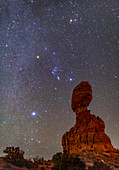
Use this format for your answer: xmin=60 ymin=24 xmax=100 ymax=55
xmin=0 ymin=0 xmax=119 ymax=160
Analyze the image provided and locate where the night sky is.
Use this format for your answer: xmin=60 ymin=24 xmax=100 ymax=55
xmin=0 ymin=0 xmax=119 ymax=159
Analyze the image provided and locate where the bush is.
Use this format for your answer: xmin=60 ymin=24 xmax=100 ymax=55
xmin=33 ymin=156 xmax=44 ymax=168
xmin=3 ymin=146 xmax=26 ymax=167
xmin=52 ymin=152 xmax=85 ymax=170
xmin=52 ymin=152 xmax=63 ymax=169
xmin=41 ymin=167 xmax=46 ymax=170
xmin=25 ymin=159 xmax=34 ymax=169
xmin=88 ymin=161 xmax=112 ymax=170
xmin=3 ymin=147 xmax=47 ymax=169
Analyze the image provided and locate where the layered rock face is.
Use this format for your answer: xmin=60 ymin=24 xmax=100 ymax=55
xmin=62 ymin=81 xmax=117 ymax=155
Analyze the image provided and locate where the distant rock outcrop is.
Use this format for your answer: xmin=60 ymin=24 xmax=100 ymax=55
xmin=62 ymin=81 xmax=118 ymax=157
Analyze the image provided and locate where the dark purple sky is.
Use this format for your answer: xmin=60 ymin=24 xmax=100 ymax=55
xmin=0 ymin=0 xmax=119 ymax=159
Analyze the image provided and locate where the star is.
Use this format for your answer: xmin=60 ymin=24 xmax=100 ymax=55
xmin=69 ymin=78 xmax=73 ymax=81
xmin=31 ymin=112 xmax=36 ymax=116
xmin=57 ymin=76 xmax=60 ymax=80
xmin=36 ymin=56 xmax=40 ymax=59
xmin=70 ymin=18 xmax=73 ymax=23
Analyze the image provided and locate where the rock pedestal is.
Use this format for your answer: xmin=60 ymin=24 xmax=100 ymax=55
xmin=62 ymin=81 xmax=117 ymax=155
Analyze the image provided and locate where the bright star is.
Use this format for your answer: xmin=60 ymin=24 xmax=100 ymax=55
xmin=57 ymin=76 xmax=60 ymax=80
xmin=37 ymin=56 xmax=40 ymax=59
xmin=70 ymin=19 xmax=73 ymax=23
xmin=69 ymin=78 xmax=73 ymax=81
xmin=31 ymin=112 xmax=36 ymax=116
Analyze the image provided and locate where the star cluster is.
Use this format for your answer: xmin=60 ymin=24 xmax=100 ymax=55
xmin=0 ymin=0 xmax=119 ymax=159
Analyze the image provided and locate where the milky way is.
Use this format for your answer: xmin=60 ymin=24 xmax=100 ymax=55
xmin=0 ymin=0 xmax=119 ymax=159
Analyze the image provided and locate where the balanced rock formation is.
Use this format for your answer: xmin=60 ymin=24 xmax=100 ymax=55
xmin=62 ymin=81 xmax=118 ymax=156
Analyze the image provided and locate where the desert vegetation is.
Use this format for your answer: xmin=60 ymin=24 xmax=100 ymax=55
xmin=88 ymin=161 xmax=112 ymax=170
xmin=1 ymin=146 xmax=116 ymax=169
xmin=3 ymin=146 xmax=45 ymax=169
xmin=52 ymin=152 xmax=85 ymax=170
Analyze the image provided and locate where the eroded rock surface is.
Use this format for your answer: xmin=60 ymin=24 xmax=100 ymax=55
xmin=62 ymin=81 xmax=118 ymax=157
xmin=71 ymin=81 xmax=92 ymax=112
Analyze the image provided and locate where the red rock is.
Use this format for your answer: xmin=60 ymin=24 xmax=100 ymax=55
xmin=62 ymin=81 xmax=118 ymax=157
xmin=71 ymin=81 xmax=92 ymax=112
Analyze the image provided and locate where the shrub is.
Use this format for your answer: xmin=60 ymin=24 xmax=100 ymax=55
xmin=88 ymin=161 xmax=112 ymax=170
xmin=25 ymin=159 xmax=34 ymax=169
xmin=33 ymin=156 xmax=44 ymax=168
xmin=3 ymin=146 xmax=26 ymax=167
xmin=52 ymin=152 xmax=63 ymax=169
xmin=52 ymin=152 xmax=85 ymax=170
xmin=41 ymin=167 xmax=45 ymax=170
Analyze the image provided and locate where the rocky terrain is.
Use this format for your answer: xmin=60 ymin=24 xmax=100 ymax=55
xmin=0 ymin=156 xmax=119 ymax=170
